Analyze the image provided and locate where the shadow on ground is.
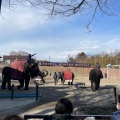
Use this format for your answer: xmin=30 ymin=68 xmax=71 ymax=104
xmin=0 ymin=82 xmax=117 ymax=117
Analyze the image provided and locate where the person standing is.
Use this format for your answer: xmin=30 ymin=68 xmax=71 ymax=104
xmin=53 ymin=72 xmax=58 ymax=85
xmin=96 ymin=63 xmax=100 ymax=69
xmin=111 ymin=95 xmax=120 ymax=120
xmin=60 ymin=72 xmax=64 ymax=85
xmin=72 ymin=72 xmax=75 ymax=85
xmin=27 ymin=53 xmax=36 ymax=64
xmin=48 ymin=98 xmax=73 ymax=120
xmin=104 ymin=72 xmax=107 ymax=79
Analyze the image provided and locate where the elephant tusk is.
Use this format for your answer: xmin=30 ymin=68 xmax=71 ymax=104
xmin=41 ymin=70 xmax=48 ymax=77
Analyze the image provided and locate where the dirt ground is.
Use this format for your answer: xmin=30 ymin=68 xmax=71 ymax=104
xmin=0 ymin=75 xmax=120 ymax=118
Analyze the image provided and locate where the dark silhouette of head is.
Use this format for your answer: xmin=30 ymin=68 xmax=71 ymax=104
xmin=28 ymin=54 xmax=31 ymax=57
xmin=55 ymin=98 xmax=73 ymax=114
xmin=2 ymin=114 xmax=22 ymax=120
xmin=96 ymin=63 xmax=100 ymax=69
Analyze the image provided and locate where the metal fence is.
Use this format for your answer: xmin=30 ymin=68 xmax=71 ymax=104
xmin=24 ymin=114 xmax=112 ymax=120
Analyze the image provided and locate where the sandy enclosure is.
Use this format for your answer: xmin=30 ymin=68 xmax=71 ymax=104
xmin=0 ymin=75 xmax=119 ymax=118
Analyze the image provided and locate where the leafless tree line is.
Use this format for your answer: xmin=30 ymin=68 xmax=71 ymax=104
xmin=67 ymin=50 xmax=120 ymax=67
xmin=9 ymin=50 xmax=29 ymax=56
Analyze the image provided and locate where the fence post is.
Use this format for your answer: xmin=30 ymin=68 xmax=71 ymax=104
xmin=11 ymin=84 xmax=14 ymax=100
xmin=114 ymin=87 xmax=117 ymax=103
xmin=36 ymin=82 xmax=38 ymax=101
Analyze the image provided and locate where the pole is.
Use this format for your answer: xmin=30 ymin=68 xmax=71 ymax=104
xmin=107 ymin=66 xmax=108 ymax=80
xmin=49 ymin=56 xmax=50 ymax=62
xmin=36 ymin=82 xmax=38 ymax=101
xmin=11 ymin=84 xmax=14 ymax=100
xmin=114 ymin=87 xmax=117 ymax=103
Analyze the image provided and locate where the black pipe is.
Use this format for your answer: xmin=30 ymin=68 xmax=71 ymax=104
xmin=11 ymin=84 xmax=14 ymax=100
xmin=114 ymin=87 xmax=117 ymax=103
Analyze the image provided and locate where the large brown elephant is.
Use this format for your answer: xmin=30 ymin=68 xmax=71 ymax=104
xmin=89 ymin=68 xmax=103 ymax=91
xmin=1 ymin=60 xmax=48 ymax=90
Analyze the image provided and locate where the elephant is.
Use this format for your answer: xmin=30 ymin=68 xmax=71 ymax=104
xmin=89 ymin=67 xmax=103 ymax=91
xmin=57 ymin=70 xmax=75 ymax=85
xmin=1 ymin=60 xmax=48 ymax=90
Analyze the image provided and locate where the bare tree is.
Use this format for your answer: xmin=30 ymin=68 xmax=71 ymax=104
xmin=17 ymin=50 xmax=29 ymax=56
xmin=67 ymin=53 xmax=76 ymax=62
xmin=1 ymin=0 xmax=115 ymax=30
xmin=76 ymin=52 xmax=87 ymax=63
xmin=9 ymin=51 xmax=18 ymax=55
xmin=9 ymin=50 xmax=29 ymax=56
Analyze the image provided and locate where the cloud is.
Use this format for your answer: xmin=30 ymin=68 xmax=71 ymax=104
xmin=1 ymin=2 xmax=120 ymax=62
xmin=0 ymin=6 xmax=50 ymax=32
xmin=0 ymin=34 xmax=120 ymax=62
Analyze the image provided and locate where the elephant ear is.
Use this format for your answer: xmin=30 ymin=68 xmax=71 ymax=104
xmin=30 ymin=62 xmax=40 ymax=77
xmin=24 ymin=62 xmax=31 ymax=73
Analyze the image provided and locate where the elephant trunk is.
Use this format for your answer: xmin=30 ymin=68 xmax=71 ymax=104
xmin=39 ymin=69 xmax=48 ymax=77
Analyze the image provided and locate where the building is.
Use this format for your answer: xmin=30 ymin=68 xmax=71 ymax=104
xmin=3 ymin=55 xmax=27 ymax=63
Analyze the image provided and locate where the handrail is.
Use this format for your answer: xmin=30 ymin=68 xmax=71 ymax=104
xmin=24 ymin=114 xmax=112 ymax=120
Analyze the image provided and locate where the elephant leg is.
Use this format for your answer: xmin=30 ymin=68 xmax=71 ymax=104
xmin=71 ymin=79 xmax=73 ymax=85
xmin=1 ymin=75 xmax=7 ymax=89
xmin=97 ymin=79 xmax=100 ymax=88
xmin=95 ymin=82 xmax=98 ymax=90
xmin=61 ymin=79 xmax=63 ymax=84
xmin=1 ymin=76 xmax=11 ymax=90
xmin=1 ymin=67 xmax=11 ymax=90
xmin=95 ymin=80 xmax=100 ymax=90
xmin=24 ymin=75 xmax=30 ymax=90
xmin=17 ymin=79 xmax=24 ymax=90
xmin=90 ymin=80 xmax=93 ymax=90
xmin=93 ymin=82 xmax=97 ymax=91
xmin=61 ymin=79 xmax=64 ymax=85
xmin=90 ymin=80 xmax=96 ymax=91
xmin=7 ymin=78 xmax=11 ymax=90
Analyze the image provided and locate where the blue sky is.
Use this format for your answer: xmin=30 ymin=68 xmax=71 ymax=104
xmin=0 ymin=1 xmax=120 ymax=62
